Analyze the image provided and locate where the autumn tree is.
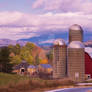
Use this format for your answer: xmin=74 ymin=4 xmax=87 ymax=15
xmin=25 ymin=42 xmax=35 ymax=51
xmin=40 ymin=59 xmax=48 ymax=64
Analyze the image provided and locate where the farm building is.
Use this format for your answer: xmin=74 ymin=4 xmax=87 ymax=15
xmin=85 ymin=52 xmax=92 ymax=79
xmin=38 ymin=64 xmax=52 ymax=74
xmin=27 ymin=65 xmax=37 ymax=75
xmin=67 ymin=41 xmax=85 ymax=82
xmin=13 ymin=61 xmax=29 ymax=75
xmin=53 ymin=39 xmax=67 ymax=79
xmin=38 ymin=64 xmax=53 ymax=79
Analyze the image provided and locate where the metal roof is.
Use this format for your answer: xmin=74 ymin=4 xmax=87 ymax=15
xmin=39 ymin=64 xmax=52 ymax=68
xmin=68 ymin=41 xmax=85 ymax=48
xmin=54 ymin=39 xmax=65 ymax=46
xmin=69 ymin=24 xmax=82 ymax=31
xmin=28 ymin=65 xmax=36 ymax=68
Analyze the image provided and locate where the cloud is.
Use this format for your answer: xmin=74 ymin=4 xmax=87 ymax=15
xmin=40 ymin=39 xmax=55 ymax=44
xmin=0 ymin=27 xmax=39 ymax=40
xmin=32 ymin=0 xmax=92 ymax=13
xmin=0 ymin=11 xmax=92 ymax=40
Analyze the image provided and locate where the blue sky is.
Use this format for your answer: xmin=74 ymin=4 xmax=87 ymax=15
xmin=0 ymin=0 xmax=92 ymax=45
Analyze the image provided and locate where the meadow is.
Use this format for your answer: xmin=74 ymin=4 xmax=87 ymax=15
xmin=0 ymin=73 xmax=75 ymax=92
xmin=0 ymin=73 xmax=30 ymax=86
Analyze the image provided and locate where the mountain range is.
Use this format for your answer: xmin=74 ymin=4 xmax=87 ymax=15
xmin=0 ymin=38 xmax=92 ymax=48
xmin=0 ymin=39 xmax=28 ymax=47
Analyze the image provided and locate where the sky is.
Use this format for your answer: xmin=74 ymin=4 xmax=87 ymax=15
xmin=0 ymin=0 xmax=92 ymax=44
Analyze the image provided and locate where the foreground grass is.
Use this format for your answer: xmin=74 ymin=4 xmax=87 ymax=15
xmin=0 ymin=74 xmax=75 ymax=92
xmin=0 ymin=72 xmax=30 ymax=86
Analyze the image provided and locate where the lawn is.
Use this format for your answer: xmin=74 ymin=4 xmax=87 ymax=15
xmin=0 ymin=72 xmax=30 ymax=86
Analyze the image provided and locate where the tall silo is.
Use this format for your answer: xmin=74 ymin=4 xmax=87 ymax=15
xmin=53 ymin=39 xmax=67 ymax=79
xmin=67 ymin=41 xmax=85 ymax=82
xmin=69 ymin=24 xmax=83 ymax=43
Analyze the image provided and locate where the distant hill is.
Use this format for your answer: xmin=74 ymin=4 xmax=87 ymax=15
xmin=0 ymin=39 xmax=48 ymax=61
xmin=0 ymin=39 xmax=28 ymax=47
xmin=84 ymin=40 xmax=92 ymax=47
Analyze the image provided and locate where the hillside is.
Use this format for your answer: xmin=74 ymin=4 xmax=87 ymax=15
xmin=0 ymin=39 xmax=28 ymax=47
xmin=84 ymin=40 xmax=92 ymax=47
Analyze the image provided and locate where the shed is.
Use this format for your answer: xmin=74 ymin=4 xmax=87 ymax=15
xmin=27 ymin=65 xmax=36 ymax=74
xmin=13 ymin=61 xmax=29 ymax=74
xmin=38 ymin=64 xmax=52 ymax=74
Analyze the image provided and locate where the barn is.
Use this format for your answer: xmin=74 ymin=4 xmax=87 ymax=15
xmin=85 ymin=52 xmax=92 ymax=79
xmin=12 ymin=61 xmax=29 ymax=75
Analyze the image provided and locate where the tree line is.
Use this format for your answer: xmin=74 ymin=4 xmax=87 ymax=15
xmin=0 ymin=42 xmax=52 ymax=73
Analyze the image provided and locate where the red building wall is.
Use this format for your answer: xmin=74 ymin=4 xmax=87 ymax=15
xmin=85 ymin=52 xmax=92 ymax=78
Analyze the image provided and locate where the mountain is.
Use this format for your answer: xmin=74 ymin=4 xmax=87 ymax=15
xmin=84 ymin=40 xmax=92 ymax=47
xmin=0 ymin=39 xmax=28 ymax=47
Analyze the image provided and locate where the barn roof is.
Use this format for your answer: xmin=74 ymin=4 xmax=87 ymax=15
xmin=28 ymin=65 xmax=36 ymax=68
xmin=14 ymin=61 xmax=29 ymax=70
xmin=39 ymin=64 xmax=52 ymax=68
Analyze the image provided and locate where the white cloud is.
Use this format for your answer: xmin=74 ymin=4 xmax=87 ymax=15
xmin=0 ymin=11 xmax=92 ymax=40
xmin=32 ymin=0 xmax=92 ymax=13
xmin=0 ymin=27 xmax=39 ymax=40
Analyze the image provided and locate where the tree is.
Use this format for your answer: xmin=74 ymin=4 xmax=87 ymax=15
xmin=25 ymin=42 xmax=35 ymax=51
xmin=35 ymin=54 xmax=40 ymax=65
xmin=20 ymin=47 xmax=34 ymax=64
xmin=15 ymin=44 xmax=21 ymax=55
xmin=0 ymin=47 xmax=12 ymax=73
xmin=40 ymin=59 xmax=48 ymax=64
xmin=8 ymin=44 xmax=21 ymax=55
xmin=46 ymin=50 xmax=53 ymax=65
xmin=10 ymin=55 xmax=22 ymax=65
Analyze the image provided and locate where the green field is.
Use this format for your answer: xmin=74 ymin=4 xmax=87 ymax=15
xmin=0 ymin=73 xmax=30 ymax=86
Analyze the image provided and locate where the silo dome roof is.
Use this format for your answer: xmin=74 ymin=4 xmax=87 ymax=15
xmin=54 ymin=39 xmax=65 ymax=46
xmin=68 ymin=41 xmax=85 ymax=48
xmin=69 ymin=24 xmax=82 ymax=31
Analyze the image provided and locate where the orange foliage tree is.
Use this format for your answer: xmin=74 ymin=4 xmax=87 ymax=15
xmin=40 ymin=59 xmax=48 ymax=64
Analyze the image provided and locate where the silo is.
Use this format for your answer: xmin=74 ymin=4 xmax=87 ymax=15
xmin=69 ymin=24 xmax=83 ymax=43
xmin=67 ymin=41 xmax=85 ymax=82
xmin=53 ymin=39 xmax=67 ymax=79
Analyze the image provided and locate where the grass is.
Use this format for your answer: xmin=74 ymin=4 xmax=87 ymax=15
xmin=0 ymin=72 xmax=30 ymax=86
xmin=0 ymin=73 xmax=75 ymax=92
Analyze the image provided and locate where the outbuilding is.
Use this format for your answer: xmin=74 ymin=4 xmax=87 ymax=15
xmin=13 ymin=61 xmax=29 ymax=75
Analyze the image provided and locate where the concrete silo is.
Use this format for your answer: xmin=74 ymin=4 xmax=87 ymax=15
xmin=69 ymin=24 xmax=83 ymax=43
xmin=67 ymin=41 xmax=85 ymax=82
xmin=53 ymin=39 xmax=67 ymax=79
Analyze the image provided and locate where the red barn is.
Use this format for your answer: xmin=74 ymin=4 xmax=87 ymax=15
xmin=85 ymin=52 xmax=92 ymax=79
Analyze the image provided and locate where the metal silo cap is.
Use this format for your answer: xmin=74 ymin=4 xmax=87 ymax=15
xmin=54 ymin=39 xmax=65 ymax=46
xmin=69 ymin=24 xmax=82 ymax=31
xmin=68 ymin=41 xmax=85 ymax=48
